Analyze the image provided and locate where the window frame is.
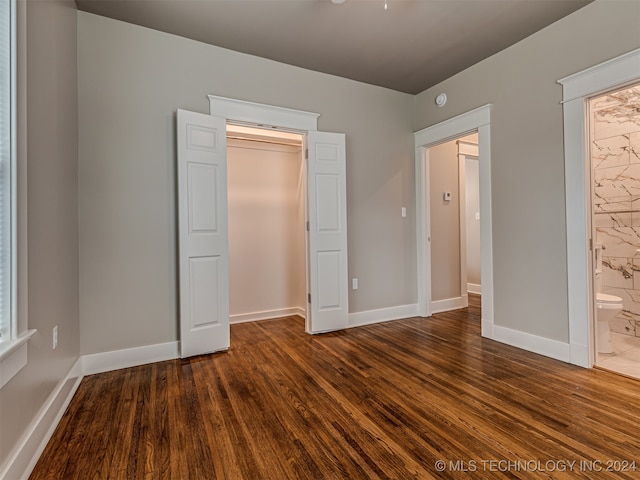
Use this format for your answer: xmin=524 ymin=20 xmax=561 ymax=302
xmin=0 ymin=0 xmax=34 ymax=390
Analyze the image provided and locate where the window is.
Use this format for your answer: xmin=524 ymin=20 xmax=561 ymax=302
xmin=0 ymin=0 xmax=30 ymax=389
xmin=0 ymin=0 xmax=15 ymax=343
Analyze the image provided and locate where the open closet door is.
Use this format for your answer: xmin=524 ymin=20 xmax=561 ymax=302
xmin=307 ymin=131 xmax=349 ymax=333
xmin=177 ymin=109 xmax=230 ymax=358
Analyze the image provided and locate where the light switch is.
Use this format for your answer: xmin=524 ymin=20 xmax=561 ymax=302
xmin=352 ymin=278 xmax=358 ymax=290
xmin=401 ymin=207 xmax=407 ymax=217
xmin=475 ymin=212 xmax=480 ymax=220
xmin=443 ymin=192 xmax=452 ymax=201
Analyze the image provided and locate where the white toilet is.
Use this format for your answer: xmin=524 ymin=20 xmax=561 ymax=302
xmin=594 ymin=243 xmax=623 ymax=354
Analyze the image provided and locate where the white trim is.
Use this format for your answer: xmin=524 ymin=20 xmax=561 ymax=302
xmin=415 ymin=145 xmax=431 ymax=317
xmin=208 ymin=95 xmax=319 ymax=132
xmin=0 ymin=358 xmax=83 ymax=480
xmin=82 ymin=341 xmax=179 ymax=375
xmin=467 ymin=283 xmax=482 ymax=295
xmin=491 ymin=324 xmax=571 ymax=364
xmin=414 ymin=105 xmax=494 ymax=337
xmin=414 ymin=104 xmax=490 ymax=146
xmin=0 ymin=328 xmax=34 ymax=388
xmin=458 ymin=144 xmax=479 ymax=301
xmin=457 ymin=141 xmax=478 ymax=157
xmin=558 ymin=49 xmax=640 ymax=103
xmin=230 ymin=307 xmax=305 ymax=324
xmin=348 ymin=304 xmax=418 ymax=328
xmin=431 ymin=296 xmax=468 ymax=314
xmin=0 ymin=327 xmax=33 ymax=361
xmin=558 ymin=48 xmax=640 ymax=369
xmin=458 ymin=151 xmax=468 ymax=300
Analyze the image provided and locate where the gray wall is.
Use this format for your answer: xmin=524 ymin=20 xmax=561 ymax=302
xmin=0 ymin=0 xmax=79 ymax=468
xmin=415 ymin=0 xmax=640 ymax=341
xmin=429 ymin=140 xmax=461 ymax=301
xmin=77 ymin=12 xmax=416 ymax=355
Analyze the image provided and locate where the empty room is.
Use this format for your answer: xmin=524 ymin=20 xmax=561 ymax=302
xmin=1 ymin=0 xmax=639 ymax=478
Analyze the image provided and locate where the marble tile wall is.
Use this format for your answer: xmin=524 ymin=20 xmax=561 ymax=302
xmin=592 ymin=85 xmax=640 ymax=337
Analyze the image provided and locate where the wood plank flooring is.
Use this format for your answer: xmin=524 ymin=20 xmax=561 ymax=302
xmin=30 ymin=296 xmax=640 ymax=479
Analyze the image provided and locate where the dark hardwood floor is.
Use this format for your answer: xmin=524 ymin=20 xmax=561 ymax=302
xmin=30 ymin=295 xmax=640 ymax=479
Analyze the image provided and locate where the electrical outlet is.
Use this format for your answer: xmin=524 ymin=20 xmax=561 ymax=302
xmin=352 ymin=278 xmax=358 ymax=290
xmin=53 ymin=326 xmax=58 ymax=350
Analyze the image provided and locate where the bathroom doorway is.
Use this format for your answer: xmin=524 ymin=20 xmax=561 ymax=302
xmin=226 ymin=125 xmax=307 ymax=325
xmin=589 ymin=82 xmax=640 ymax=380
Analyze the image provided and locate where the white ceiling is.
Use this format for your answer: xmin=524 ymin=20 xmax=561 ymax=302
xmin=75 ymin=0 xmax=592 ymax=94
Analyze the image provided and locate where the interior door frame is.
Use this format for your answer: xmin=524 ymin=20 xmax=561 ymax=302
xmin=207 ymin=95 xmax=320 ymax=334
xmin=414 ymin=105 xmax=495 ymax=338
xmin=558 ymin=48 xmax=640 ymax=368
xmin=458 ymin=140 xmax=480 ymax=298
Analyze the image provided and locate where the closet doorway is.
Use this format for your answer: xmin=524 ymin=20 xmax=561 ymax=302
xmin=226 ymin=125 xmax=307 ymax=324
xmin=177 ymin=98 xmax=350 ymax=358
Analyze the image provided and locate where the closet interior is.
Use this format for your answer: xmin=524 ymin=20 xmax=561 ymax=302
xmin=226 ymin=125 xmax=307 ymax=324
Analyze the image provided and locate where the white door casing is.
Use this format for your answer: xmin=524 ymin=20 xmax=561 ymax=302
xmin=177 ymin=109 xmax=230 ymax=358
xmin=414 ymin=105 xmax=494 ymax=333
xmin=177 ymin=97 xmax=350 ymax=353
xmin=558 ymin=48 xmax=640 ymax=368
xmin=307 ymin=131 xmax=349 ymax=333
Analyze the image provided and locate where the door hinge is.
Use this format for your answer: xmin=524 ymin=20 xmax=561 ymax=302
xmin=305 ymin=149 xmax=309 ymax=160
xmin=589 ymin=238 xmax=593 ymax=251
xmin=308 ymin=293 xmax=311 ymax=304
xmin=306 ymin=221 xmax=310 ymax=232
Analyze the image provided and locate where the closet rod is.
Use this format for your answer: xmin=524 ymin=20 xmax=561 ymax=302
xmin=226 ymin=135 xmax=302 ymax=148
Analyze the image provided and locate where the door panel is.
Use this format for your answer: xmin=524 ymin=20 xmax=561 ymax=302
xmin=307 ymin=131 xmax=349 ymax=333
xmin=177 ymin=109 xmax=230 ymax=357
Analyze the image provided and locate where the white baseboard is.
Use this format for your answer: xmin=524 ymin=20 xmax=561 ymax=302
xmin=230 ymin=307 xmax=306 ymax=324
xmin=82 ymin=341 xmax=180 ymax=375
xmin=349 ymin=304 xmax=418 ymax=328
xmin=467 ymin=283 xmax=482 ymax=295
xmin=484 ymin=323 xmax=571 ymax=364
xmin=0 ymin=358 xmax=83 ymax=480
xmin=431 ymin=295 xmax=468 ymax=314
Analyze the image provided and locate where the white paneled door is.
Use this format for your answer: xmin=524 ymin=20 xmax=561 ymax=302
xmin=177 ymin=109 xmax=349 ymax=356
xmin=307 ymin=132 xmax=349 ymax=333
xmin=177 ymin=109 xmax=230 ymax=358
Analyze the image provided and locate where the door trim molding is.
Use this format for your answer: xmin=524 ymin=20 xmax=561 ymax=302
xmin=414 ymin=105 xmax=495 ymax=338
xmin=208 ymin=95 xmax=319 ymax=132
xmin=558 ymin=48 xmax=640 ymax=368
xmin=208 ymin=95 xmax=349 ymax=335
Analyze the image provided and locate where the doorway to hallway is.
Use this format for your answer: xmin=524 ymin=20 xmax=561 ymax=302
xmin=427 ymin=133 xmax=481 ymax=314
xmin=414 ymin=105 xmax=495 ymax=338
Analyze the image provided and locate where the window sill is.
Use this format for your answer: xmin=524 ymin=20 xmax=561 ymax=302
xmin=0 ymin=329 xmax=36 ymax=388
